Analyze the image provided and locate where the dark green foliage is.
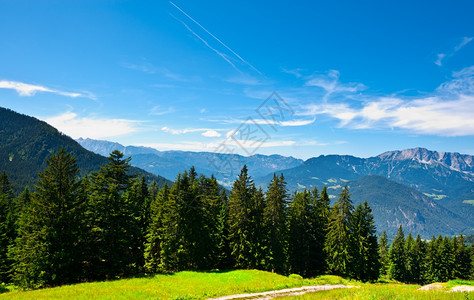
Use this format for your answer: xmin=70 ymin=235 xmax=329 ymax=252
xmin=0 ymin=171 xmax=16 ymax=283
xmin=263 ymin=174 xmax=288 ymax=274
xmin=85 ymin=150 xmax=140 ymax=279
xmin=227 ymin=165 xmax=264 ymax=269
xmin=11 ymin=149 xmax=86 ymax=288
xmin=287 ymin=187 xmax=327 ymax=278
xmin=325 ymin=185 xmax=353 ymax=277
xmin=350 ymin=201 xmax=380 ymax=282
xmin=0 ymin=107 xmax=169 ymax=194
xmin=144 ymin=183 xmax=169 ymax=272
xmin=389 ymin=226 xmax=406 ymax=281
xmin=408 ymin=234 xmax=426 ymax=283
xmin=452 ymin=235 xmax=471 ymax=280
xmin=378 ymin=231 xmax=389 ymax=277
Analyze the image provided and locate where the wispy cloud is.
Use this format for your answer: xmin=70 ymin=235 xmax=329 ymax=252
xmin=305 ymin=70 xmax=366 ymax=100
xmin=0 ymin=80 xmax=94 ymax=99
xmin=300 ymin=66 xmax=474 ymax=136
xmin=170 ymin=1 xmax=261 ymax=75
xmin=161 ymin=126 xmax=223 ymax=137
xmin=121 ymin=61 xmax=157 ymax=74
xmin=435 ymin=36 xmax=473 ymax=66
xmin=43 ymin=112 xmax=138 ymax=139
xmin=281 ymin=67 xmax=304 ymax=78
xmin=149 ymin=105 xmax=175 ymax=116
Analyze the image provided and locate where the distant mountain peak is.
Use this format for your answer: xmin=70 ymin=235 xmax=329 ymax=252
xmin=378 ymin=147 xmax=474 ymax=175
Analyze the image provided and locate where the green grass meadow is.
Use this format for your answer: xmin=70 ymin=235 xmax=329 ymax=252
xmin=0 ymin=270 xmax=472 ymax=299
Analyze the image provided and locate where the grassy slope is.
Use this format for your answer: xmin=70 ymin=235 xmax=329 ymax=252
xmin=1 ymin=271 xmax=472 ymax=300
xmin=0 ymin=271 xmax=351 ymax=300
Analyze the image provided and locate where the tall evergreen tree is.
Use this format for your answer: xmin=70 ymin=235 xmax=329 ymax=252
xmin=424 ymin=235 xmax=440 ymax=283
xmin=263 ymin=174 xmax=288 ymax=273
xmin=228 ymin=165 xmax=258 ymax=269
xmin=404 ymin=233 xmax=415 ymax=282
xmin=11 ymin=149 xmax=86 ymax=288
xmin=85 ymin=150 xmax=138 ymax=279
xmin=452 ymin=235 xmax=471 ymax=279
xmin=350 ymin=201 xmax=379 ymax=282
xmin=389 ymin=225 xmax=406 ymax=282
xmin=144 ymin=183 xmax=169 ymax=272
xmin=324 ymin=185 xmax=353 ymax=277
xmin=438 ymin=236 xmax=454 ymax=282
xmin=0 ymin=171 xmax=15 ymax=283
xmin=378 ymin=231 xmax=389 ymax=278
xmin=310 ymin=186 xmax=329 ymax=275
xmin=214 ymin=189 xmax=232 ymax=269
xmin=288 ymin=190 xmax=318 ymax=277
xmin=410 ymin=234 xmax=426 ymax=283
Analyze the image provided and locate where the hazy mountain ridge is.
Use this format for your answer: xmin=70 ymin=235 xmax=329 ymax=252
xmin=76 ymin=138 xmax=304 ymax=185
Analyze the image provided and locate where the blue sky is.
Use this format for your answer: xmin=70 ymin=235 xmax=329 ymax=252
xmin=1 ymin=0 xmax=473 ymax=159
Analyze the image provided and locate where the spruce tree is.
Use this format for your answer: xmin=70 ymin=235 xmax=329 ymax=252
xmin=85 ymin=150 xmax=138 ymax=279
xmin=263 ymin=174 xmax=288 ymax=273
xmin=404 ymin=233 xmax=415 ymax=282
xmin=11 ymin=149 xmax=86 ymax=288
xmin=310 ymin=186 xmax=329 ymax=275
xmin=438 ymin=236 xmax=454 ymax=282
xmin=288 ymin=190 xmax=316 ymax=277
xmin=424 ymin=235 xmax=440 ymax=283
xmin=452 ymin=235 xmax=471 ymax=279
xmin=228 ymin=165 xmax=258 ymax=269
xmin=378 ymin=231 xmax=389 ymax=278
xmin=350 ymin=201 xmax=380 ymax=282
xmin=215 ymin=189 xmax=232 ymax=269
xmin=0 ymin=171 xmax=15 ymax=283
xmin=144 ymin=183 xmax=169 ymax=272
xmin=324 ymin=185 xmax=353 ymax=277
xmin=389 ymin=225 xmax=406 ymax=282
xmin=410 ymin=234 xmax=426 ymax=283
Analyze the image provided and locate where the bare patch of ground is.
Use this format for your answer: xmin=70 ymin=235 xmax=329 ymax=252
xmin=208 ymin=285 xmax=359 ymax=300
xmin=449 ymin=285 xmax=474 ymax=293
xmin=418 ymin=284 xmax=444 ymax=291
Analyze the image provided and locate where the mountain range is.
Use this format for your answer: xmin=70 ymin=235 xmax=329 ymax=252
xmin=77 ymin=137 xmax=474 ymax=238
xmin=0 ymin=106 xmax=472 ymax=239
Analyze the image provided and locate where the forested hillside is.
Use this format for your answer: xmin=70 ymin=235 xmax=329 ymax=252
xmin=0 ymin=107 xmax=169 ymax=192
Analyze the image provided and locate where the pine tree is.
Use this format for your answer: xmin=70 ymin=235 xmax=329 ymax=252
xmin=263 ymin=174 xmax=288 ymax=273
xmin=404 ymin=233 xmax=415 ymax=282
xmin=11 ymin=149 xmax=86 ymax=288
xmin=0 ymin=171 xmax=15 ymax=283
xmin=215 ymin=189 xmax=232 ymax=269
xmin=389 ymin=225 xmax=406 ymax=282
xmin=144 ymin=183 xmax=169 ymax=272
xmin=378 ymin=231 xmax=389 ymax=278
xmin=452 ymin=235 xmax=471 ymax=279
xmin=310 ymin=186 xmax=329 ymax=275
xmin=228 ymin=165 xmax=258 ymax=269
xmin=410 ymin=234 xmax=426 ymax=283
xmin=424 ymin=235 xmax=440 ymax=283
xmin=438 ymin=236 xmax=454 ymax=282
xmin=288 ymin=190 xmax=316 ymax=277
xmin=85 ymin=150 xmax=138 ymax=279
xmin=324 ymin=185 xmax=353 ymax=277
xmin=350 ymin=201 xmax=380 ymax=282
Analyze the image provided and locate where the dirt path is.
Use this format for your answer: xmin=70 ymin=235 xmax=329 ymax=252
xmin=208 ymin=284 xmax=359 ymax=300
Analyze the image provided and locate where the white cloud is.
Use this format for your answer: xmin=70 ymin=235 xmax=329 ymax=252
xmin=43 ymin=112 xmax=138 ymax=139
xmin=300 ymin=66 xmax=474 ymax=136
xmin=162 ymin=126 xmax=223 ymax=136
xmin=202 ymin=130 xmax=222 ymax=137
xmin=149 ymin=105 xmax=175 ymax=116
xmin=435 ymin=37 xmax=473 ymax=66
xmin=280 ymin=118 xmax=316 ymax=127
xmin=305 ymin=70 xmax=366 ymax=97
xmin=435 ymin=53 xmax=445 ymax=66
xmin=454 ymin=36 xmax=473 ymax=52
xmin=0 ymin=80 xmax=92 ymax=98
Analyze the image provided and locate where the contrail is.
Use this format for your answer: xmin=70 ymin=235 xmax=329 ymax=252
xmin=170 ymin=1 xmax=262 ymax=75
xmin=170 ymin=13 xmax=242 ymax=74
